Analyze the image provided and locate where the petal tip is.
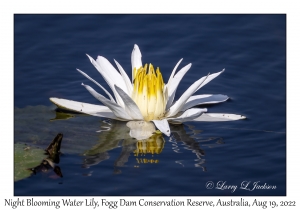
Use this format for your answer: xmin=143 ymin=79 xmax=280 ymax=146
xmin=132 ymin=44 xmax=142 ymax=56
xmin=151 ymin=119 xmax=171 ymax=137
xmin=166 ymin=131 xmax=171 ymax=136
xmin=86 ymin=54 xmax=94 ymax=62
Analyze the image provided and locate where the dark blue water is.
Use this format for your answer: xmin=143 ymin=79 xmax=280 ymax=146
xmin=14 ymin=15 xmax=286 ymax=196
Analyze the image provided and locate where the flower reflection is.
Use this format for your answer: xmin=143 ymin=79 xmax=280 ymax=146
xmin=133 ymin=133 xmax=165 ymax=165
xmin=134 ymin=133 xmax=165 ymax=156
xmin=81 ymin=120 xmax=165 ymax=173
xmin=81 ymin=118 xmax=223 ymax=173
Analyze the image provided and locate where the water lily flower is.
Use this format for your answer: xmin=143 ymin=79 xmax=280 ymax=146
xmin=50 ymin=44 xmax=246 ymax=137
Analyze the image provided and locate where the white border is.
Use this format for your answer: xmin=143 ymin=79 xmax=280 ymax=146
xmin=2 ymin=0 xmax=299 ymax=209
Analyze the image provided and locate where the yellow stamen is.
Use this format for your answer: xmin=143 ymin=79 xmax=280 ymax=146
xmin=132 ymin=63 xmax=166 ymax=121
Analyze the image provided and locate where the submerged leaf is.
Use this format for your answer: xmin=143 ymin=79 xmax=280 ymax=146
xmin=15 ymin=105 xmax=104 ymax=154
xmin=14 ymin=143 xmax=47 ymax=182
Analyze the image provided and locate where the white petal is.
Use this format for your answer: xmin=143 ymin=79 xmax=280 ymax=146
xmin=166 ymin=73 xmax=210 ymax=117
xmin=164 ymin=85 xmax=168 ymax=108
xmin=166 ymin=69 xmax=225 ymax=117
xmin=165 ymin=59 xmax=183 ymax=110
xmin=168 ymin=108 xmax=207 ymax=123
xmin=49 ymin=97 xmax=117 ymax=119
xmin=82 ymin=83 xmax=132 ymax=120
xmin=131 ymin=44 xmax=142 ymax=82
xmin=114 ymin=85 xmax=144 ymax=120
xmin=76 ymin=68 xmax=116 ymax=103
xmin=196 ymin=69 xmax=225 ymax=92
xmin=86 ymin=54 xmax=115 ymax=87
xmin=167 ymin=58 xmax=183 ymax=86
xmin=180 ymin=94 xmax=229 ymax=111
xmin=96 ymin=56 xmax=128 ymax=92
xmin=151 ymin=119 xmax=171 ymax=136
xmin=193 ymin=113 xmax=246 ymax=121
xmin=114 ymin=59 xmax=133 ymax=94
xmin=166 ymin=63 xmax=192 ymax=110
xmin=86 ymin=54 xmax=125 ymax=107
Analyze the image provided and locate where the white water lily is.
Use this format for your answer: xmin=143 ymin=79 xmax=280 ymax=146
xmin=50 ymin=44 xmax=246 ymax=137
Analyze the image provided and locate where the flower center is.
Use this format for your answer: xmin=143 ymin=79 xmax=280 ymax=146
xmin=132 ymin=64 xmax=166 ymax=121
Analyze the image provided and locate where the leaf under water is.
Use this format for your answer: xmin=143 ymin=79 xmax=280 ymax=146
xmin=14 ymin=143 xmax=47 ymax=182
